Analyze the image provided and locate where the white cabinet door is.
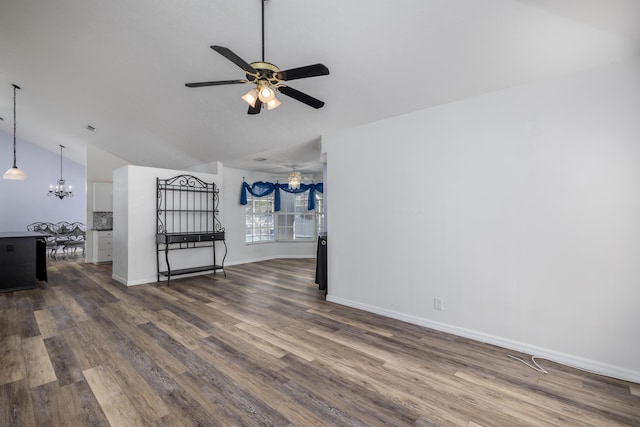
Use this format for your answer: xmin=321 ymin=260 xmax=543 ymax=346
xmin=92 ymin=230 xmax=113 ymax=263
xmin=93 ymin=182 xmax=113 ymax=211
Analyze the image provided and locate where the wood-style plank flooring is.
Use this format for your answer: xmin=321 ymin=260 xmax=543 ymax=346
xmin=1 ymin=258 xmax=639 ymax=426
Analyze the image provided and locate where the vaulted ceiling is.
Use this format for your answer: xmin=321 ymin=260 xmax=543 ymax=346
xmin=1 ymin=0 xmax=639 ymax=175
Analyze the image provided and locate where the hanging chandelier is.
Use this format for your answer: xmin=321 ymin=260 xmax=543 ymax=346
xmin=288 ymin=171 xmax=302 ymax=190
xmin=48 ymin=145 xmax=73 ymax=199
xmin=3 ymin=84 xmax=27 ymax=180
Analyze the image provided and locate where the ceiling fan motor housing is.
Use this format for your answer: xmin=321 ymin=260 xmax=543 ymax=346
xmin=247 ymin=62 xmax=281 ymax=84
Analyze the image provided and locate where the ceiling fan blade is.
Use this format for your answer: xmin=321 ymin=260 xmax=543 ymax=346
xmin=277 ymin=86 xmax=325 ymax=109
xmin=211 ymin=45 xmax=258 ymax=75
xmin=185 ymin=79 xmax=248 ymax=88
xmin=248 ymin=99 xmax=262 ymax=115
xmin=274 ymin=64 xmax=329 ymax=81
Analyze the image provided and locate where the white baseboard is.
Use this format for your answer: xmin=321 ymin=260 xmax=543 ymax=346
xmin=111 ymin=273 xmax=156 ymax=286
xmin=112 ymin=270 xmax=227 ymax=286
xmin=225 ymin=254 xmax=315 ymax=267
xmin=326 ymin=295 xmax=640 ymax=384
xmin=111 ymin=273 xmax=130 ymax=286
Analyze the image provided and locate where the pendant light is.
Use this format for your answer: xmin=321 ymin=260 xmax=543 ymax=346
xmin=3 ymin=84 xmax=27 ymax=180
xmin=48 ymin=145 xmax=73 ymax=199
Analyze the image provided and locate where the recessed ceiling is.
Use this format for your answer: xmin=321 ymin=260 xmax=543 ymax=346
xmin=1 ymin=0 xmax=638 ymax=170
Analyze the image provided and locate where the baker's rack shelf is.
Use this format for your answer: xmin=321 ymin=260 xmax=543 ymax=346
xmin=156 ymin=174 xmax=226 ymax=284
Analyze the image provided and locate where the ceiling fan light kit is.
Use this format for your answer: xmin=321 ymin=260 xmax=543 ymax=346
xmin=186 ymin=0 xmax=329 ymax=115
xmin=288 ymin=171 xmax=302 ymax=190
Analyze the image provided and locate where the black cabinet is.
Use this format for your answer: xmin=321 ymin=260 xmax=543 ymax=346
xmin=315 ymin=234 xmax=327 ymax=293
xmin=0 ymin=232 xmax=47 ymax=292
xmin=156 ymin=175 xmax=227 ymax=284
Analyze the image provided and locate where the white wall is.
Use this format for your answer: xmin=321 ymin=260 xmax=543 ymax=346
xmin=222 ymin=167 xmax=316 ymax=265
xmin=323 ymin=58 xmax=640 ymax=382
xmin=112 ymin=165 xmax=129 ymax=279
xmin=112 ymin=165 xmax=222 ymax=286
xmin=0 ymin=134 xmax=86 ymax=231
xmin=85 ymin=144 xmax=129 ymax=262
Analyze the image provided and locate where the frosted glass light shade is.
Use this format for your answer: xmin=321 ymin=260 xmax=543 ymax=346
xmin=241 ymin=88 xmax=258 ymax=107
xmin=3 ymin=166 xmax=27 ymax=180
xmin=266 ymin=97 xmax=281 ymax=110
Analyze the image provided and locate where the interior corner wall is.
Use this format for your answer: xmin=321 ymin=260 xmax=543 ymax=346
xmin=221 ymin=166 xmax=316 ymax=266
xmin=112 ymin=165 xmax=129 ymax=281
xmin=0 ymin=133 xmax=86 ymax=231
xmin=323 ymin=58 xmax=640 ymax=382
xmin=85 ymin=145 xmax=129 ymax=262
xmin=112 ymin=165 xmax=222 ymax=286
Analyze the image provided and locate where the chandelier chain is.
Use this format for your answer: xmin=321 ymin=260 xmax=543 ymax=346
xmin=59 ymin=145 xmax=64 ymax=180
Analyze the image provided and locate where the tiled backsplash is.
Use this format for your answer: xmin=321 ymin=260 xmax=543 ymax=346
xmin=93 ymin=211 xmax=113 ymax=230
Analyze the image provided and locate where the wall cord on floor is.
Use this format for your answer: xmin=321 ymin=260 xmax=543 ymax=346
xmin=507 ymin=354 xmax=611 ymax=379
xmin=507 ymin=354 xmax=548 ymax=374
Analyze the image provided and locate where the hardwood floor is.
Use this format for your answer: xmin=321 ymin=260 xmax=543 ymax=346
xmin=1 ymin=258 xmax=639 ymax=426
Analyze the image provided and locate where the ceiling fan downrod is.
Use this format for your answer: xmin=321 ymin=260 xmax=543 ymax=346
xmin=262 ymin=0 xmax=266 ymax=62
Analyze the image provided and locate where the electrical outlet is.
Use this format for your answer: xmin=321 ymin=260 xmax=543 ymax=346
xmin=434 ymin=297 xmax=443 ymax=311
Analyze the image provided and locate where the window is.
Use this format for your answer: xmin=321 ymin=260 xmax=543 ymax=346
xmin=315 ymin=192 xmax=325 ymax=236
xmin=245 ymin=189 xmax=323 ymax=244
xmin=276 ymin=191 xmax=315 ymax=241
xmin=245 ymin=193 xmax=275 ymax=243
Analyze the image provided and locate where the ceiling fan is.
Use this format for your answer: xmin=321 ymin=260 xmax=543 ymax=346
xmin=185 ymin=0 xmax=329 ymax=115
xmin=271 ymin=167 xmax=312 ymax=190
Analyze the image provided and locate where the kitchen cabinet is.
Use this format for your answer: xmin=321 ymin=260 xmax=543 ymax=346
xmin=92 ymin=230 xmax=113 ymax=263
xmin=93 ymin=182 xmax=113 ymax=211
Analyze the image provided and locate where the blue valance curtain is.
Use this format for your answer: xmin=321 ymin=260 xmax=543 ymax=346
xmin=240 ymin=181 xmax=324 ymax=211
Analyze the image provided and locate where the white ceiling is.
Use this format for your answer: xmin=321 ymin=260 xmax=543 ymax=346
xmin=1 ymin=0 xmax=639 ymax=175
